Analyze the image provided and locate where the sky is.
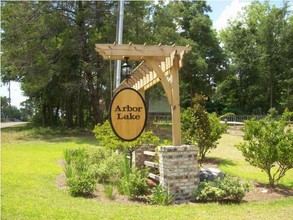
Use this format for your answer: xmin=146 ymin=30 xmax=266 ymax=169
xmin=0 ymin=0 xmax=290 ymax=108
xmin=207 ymin=0 xmax=250 ymax=31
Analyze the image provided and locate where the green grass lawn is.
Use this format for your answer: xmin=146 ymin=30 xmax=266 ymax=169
xmin=1 ymin=126 xmax=293 ymax=219
xmin=209 ymin=133 xmax=293 ymax=187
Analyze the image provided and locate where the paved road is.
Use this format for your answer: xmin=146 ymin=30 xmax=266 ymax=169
xmin=1 ymin=121 xmax=28 ymax=128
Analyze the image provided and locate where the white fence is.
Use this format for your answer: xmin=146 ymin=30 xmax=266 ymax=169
xmin=149 ymin=113 xmax=267 ymax=123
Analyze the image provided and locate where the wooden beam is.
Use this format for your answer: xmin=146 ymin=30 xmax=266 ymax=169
xmin=95 ymin=44 xmax=190 ymax=62
xmin=144 ymin=57 xmax=173 ymax=106
xmin=170 ymin=54 xmax=181 ymax=146
xmin=113 ymin=46 xmax=191 ymax=93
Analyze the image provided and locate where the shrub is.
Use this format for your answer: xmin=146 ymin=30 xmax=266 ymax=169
xmin=64 ymin=163 xmax=73 ymax=179
xmin=94 ymin=121 xmax=160 ymax=168
xmin=63 ymin=147 xmax=124 ymax=197
xmin=92 ymin=154 xmax=124 ymax=184
xmin=237 ymin=109 xmax=293 ymax=186
xmin=181 ymin=94 xmax=227 ymax=163
xmin=118 ymin=167 xmax=149 ymax=198
xmin=193 ymin=176 xmax=252 ymax=203
xmin=64 ymin=148 xmax=96 ymax=196
xmin=194 ymin=181 xmax=225 ymax=202
xmin=63 ymin=148 xmax=73 ymax=165
xmin=67 ymin=172 xmax=97 ymax=197
xmin=103 ymin=184 xmax=115 ymax=200
xmin=218 ymin=176 xmax=252 ymax=202
xmin=147 ymin=184 xmax=174 ymax=206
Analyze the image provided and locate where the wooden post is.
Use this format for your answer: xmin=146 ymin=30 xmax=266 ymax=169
xmin=145 ymin=57 xmax=181 ymax=146
xmin=171 ymin=54 xmax=181 ymax=146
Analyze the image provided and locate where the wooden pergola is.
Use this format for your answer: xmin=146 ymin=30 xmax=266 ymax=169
xmin=96 ymin=43 xmax=191 ymax=146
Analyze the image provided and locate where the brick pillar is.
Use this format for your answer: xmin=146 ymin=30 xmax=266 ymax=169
xmin=158 ymin=145 xmax=199 ymax=203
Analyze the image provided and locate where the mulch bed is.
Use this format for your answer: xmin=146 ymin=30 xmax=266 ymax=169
xmin=56 ymin=172 xmax=292 ymax=204
xmin=244 ymin=182 xmax=293 ymax=202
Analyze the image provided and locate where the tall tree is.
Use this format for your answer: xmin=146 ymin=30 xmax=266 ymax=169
xmin=218 ymin=1 xmax=292 ymax=114
xmin=170 ymin=1 xmax=228 ymax=108
xmin=1 ymin=1 xmax=116 ymax=127
xmin=1 ymin=0 xmax=228 ymax=127
xmin=123 ymin=1 xmax=153 ymax=44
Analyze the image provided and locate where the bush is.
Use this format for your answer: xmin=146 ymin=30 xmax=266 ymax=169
xmin=103 ymin=184 xmax=115 ymax=200
xmin=67 ymin=172 xmax=97 ymax=197
xmin=218 ymin=176 xmax=252 ymax=202
xmin=237 ymin=109 xmax=293 ymax=186
xmin=92 ymin=154 xmax=124 ymax=184
xmin=64 ymin=148 xmax=96 ymax=196
xmin=118 ymin=167 xmax=149 ymax=198
xmin=147 ymin=184 xmax=174 ymax=206
xmin=193 ymin=176 xmax=252 ymax=203
xmin=63 ymin=147 xmax=124 ymax=197
xmin=194 ymin=181 xmax=225 ymax=202
xmin=94 ymin=121 xmax=160 ymax=168
xmin=181 ymin=94 xmax=227 ymax=163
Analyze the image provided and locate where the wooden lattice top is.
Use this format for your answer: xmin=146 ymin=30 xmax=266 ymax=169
xmin=95 ymin=43 xmax=191 ymax=92
xmin=95 ymin=43 xmax=191 ymax=62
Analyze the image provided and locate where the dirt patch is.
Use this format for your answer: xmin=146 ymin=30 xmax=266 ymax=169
xmin=244 ymin=182 xmax=293 ymax=202
xmin=56 ymin=173 xmax=67 ymax=190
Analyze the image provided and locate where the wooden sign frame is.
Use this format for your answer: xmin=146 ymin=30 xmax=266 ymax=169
xmin=109 ymin=87 xmax=147 ymax=141
xmin=96 ymin=43 xmax=191 ymax=146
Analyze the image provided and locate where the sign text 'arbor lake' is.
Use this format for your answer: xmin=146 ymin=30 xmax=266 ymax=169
xmin=109 ymin=88 xmax=147 ymax=141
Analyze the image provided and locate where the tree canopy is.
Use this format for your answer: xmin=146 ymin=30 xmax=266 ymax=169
xmin=1 ymin=1 xmax=292 ymax=127
xmin=217 ymin=1 xmax=293 ymax=114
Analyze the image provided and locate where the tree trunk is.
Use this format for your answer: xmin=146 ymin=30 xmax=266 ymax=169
xmin=85 ymin=70 xmax=102 ymax=123
xmin=77 ymin=1 xmax=102 ymax=124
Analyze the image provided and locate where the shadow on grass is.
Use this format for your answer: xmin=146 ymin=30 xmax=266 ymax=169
xmin=2 ymin=124 xmax=99 ymax=146
xmin=202 ymin=157 xmax=237 ymax=167
xmin=1 ymin=125 xmax=31 ymax=133
xmin=191 ymin=199 xmax=245 ymax=205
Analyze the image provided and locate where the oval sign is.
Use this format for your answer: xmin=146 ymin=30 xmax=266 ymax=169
xmin=109 ymin=88 xmax=147 ymax=141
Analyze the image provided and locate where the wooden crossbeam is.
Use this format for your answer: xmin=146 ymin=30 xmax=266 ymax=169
xmin=95 ymin=44 xmax=190 ymax=62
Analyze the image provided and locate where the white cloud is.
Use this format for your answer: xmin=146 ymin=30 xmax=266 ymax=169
xmin=214 ymin=0 xmax=250 ymax=32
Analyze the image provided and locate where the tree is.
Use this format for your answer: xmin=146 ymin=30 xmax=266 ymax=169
xmin=181 ymin=94 xmax=226 ymax=163
xmin=134 ymin=1 xmax=227 ymax=110
xmin=237 ymin=109 xmax=293 ymax=186
xmin=171 ymin=1 xmax=228 ymax=108
xmin=1 ymin=97 xmax=21 ymax=120
xmin=219 ymin=1 xmax=293 ymax=114
xmin=123 ymin=1 xmax=153 ymax=44
xmin=281 ymin=15 xmax=293 ymax=111
xmin=1 ymin=1 xmax=115 ymax=127
xmin=1 ymin=1 xmax=228 ymax=127
xmin=19 ymin=99 xmax=35 ymax=121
